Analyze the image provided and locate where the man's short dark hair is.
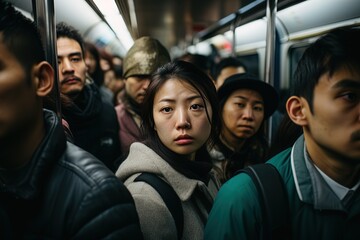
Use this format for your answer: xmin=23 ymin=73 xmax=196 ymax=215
xmin=292 ymin=27 xmax=360 ymax=113
xmin=56 ymin=22 xmax=85 ymax=56
xmin=0 ymin=1 xmax=45 ymax=77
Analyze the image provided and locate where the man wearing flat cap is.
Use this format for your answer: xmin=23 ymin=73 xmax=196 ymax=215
xmin=115 ymin=36 xmax=171 ymax=157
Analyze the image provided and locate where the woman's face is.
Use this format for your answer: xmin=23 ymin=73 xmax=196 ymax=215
xmin=221 ymin=88 xmax=264 ymax=147
xmin=153 ymin=78 xmax=212 ymax=160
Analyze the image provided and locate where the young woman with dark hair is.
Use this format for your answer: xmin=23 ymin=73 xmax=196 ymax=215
xmin=116 ymin=60 xmax=221 ymax=240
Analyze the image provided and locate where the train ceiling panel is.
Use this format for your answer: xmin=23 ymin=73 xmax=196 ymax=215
xmin=130 ymin=0 xmax=243 ymax=51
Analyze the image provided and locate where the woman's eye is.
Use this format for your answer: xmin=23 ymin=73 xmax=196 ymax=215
xmin=160 ymin=107 xmax=172 ymax=113
xmin=190 ymin=104 xmax=204 ymax=110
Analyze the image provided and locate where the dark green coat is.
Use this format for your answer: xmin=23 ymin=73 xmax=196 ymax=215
xmin=205 ymin=135 xmax=360 ymax=240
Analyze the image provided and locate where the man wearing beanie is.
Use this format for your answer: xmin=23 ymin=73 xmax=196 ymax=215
xmin=115 ymin=36 xmax=171 ymax=157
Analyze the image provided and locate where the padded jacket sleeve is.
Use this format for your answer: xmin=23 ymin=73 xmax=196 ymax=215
xmin=70 ymin=176 xmax=143 ymax=239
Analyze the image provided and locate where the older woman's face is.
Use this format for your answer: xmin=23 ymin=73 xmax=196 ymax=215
xmin=221 ymin=89 xmax=264 ymax=145
xmin=153 ymin=78 xmax=212 ymax=160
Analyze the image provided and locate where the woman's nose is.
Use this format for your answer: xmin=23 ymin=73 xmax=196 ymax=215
xmin=176 ymin=109 xmax=191 ymax=129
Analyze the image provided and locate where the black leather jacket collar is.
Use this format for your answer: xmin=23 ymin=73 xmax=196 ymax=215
xmin=0 ymin=109 xmax=66 ymax=200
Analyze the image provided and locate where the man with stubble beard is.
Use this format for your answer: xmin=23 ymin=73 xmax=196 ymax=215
xmin=56 ymin=22 xmax=121 ymax=172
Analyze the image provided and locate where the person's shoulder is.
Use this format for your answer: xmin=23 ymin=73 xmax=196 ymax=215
xmin=58 ymin=142 xmax=118 ymax=186
xmin=99 ymin=86 xmax=114 ymax=103
xmin=267 ymin=147 xmax=292 ymax=174
xmin=52 ymin=142 xmax=143 ymax=239
xmin=216 ymin=172 xmax=258 ymax=204
xmin=100 ymin=95 xmax=116 ymax=112
xmin=99 ymin=96 xmax=119 ymax=125
xmin=114 ymin=101 xmax=129 ymax=117
xmin=268 ymin=147 xmax=292 ymax=162
xmin=117 ymin=143 xmax=162 ymax=179
xmin=207 ymin=170 xmax=262 ymax=234
xmin=48 ymin=141 xmax=133 ymax=207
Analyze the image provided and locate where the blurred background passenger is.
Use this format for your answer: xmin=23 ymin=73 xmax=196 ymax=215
xmin=116 ymin=60 xmax=221 ymax=240
xmin=212 ymin=56 xmax=247 ymax=90
xmin=208 ymin=73 xmax=279 ymax=184
xmin=177 ymin=52 xmax=214 ymax=80
xmin=84 ymin=41 xmax=113 ymax=104
xmin=112 ymin=54 xmax=123 ymax=68
xmin=98 ymin=48 xmax=115 ymax=89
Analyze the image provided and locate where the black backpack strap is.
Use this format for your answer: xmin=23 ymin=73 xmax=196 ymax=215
xmin=236 ymin=164 xmax=291 ymax=240
xmin=134 ymin=173 xmax=183 ymax=240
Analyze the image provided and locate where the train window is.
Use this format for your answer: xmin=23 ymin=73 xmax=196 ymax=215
xmin=237 ymin=53 xmax=260 ymax=78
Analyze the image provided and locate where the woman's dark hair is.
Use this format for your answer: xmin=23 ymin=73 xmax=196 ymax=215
xmin=177 ymin=53 xmax=213 ymax=76
xmin=141 ymin=60 xmax=220 ymax=159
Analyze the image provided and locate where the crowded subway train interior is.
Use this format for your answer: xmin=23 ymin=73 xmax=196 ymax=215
xmin=7 ymin=0 xmax=360 ymax=137
xmin=3 ymin=0 xmax=360 ymax=238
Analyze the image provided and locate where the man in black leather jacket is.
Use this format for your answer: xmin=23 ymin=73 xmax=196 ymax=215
xmin=0 ymin=1 xmax=143 ymax=239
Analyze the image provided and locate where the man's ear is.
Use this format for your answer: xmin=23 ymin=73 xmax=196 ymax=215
xmin=33 ymin=61 xmax=54 ymax=97
xmin=286 ymin=96 xmax=308 ymax=126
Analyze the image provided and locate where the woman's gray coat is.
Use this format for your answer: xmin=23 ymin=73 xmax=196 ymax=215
xmin=116 ymin=142 xmax=218 ymax=240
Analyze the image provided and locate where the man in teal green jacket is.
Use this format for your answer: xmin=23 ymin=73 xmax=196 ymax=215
xmin=205 ymin=27 xmax=360 ymax=240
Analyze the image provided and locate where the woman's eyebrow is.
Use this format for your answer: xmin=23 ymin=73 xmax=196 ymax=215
xmin=157 ymin=94 xmax=202 ymax=103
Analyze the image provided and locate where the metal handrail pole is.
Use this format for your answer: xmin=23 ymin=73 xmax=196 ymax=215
xmin=33 ymin=0 xmax=61 ymax=117
xmin=264 ymin=0 xmax=278 ymax=145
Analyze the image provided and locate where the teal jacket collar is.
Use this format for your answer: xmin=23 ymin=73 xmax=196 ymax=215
xmin=291 ymin=135 xmax=360 ymax=212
